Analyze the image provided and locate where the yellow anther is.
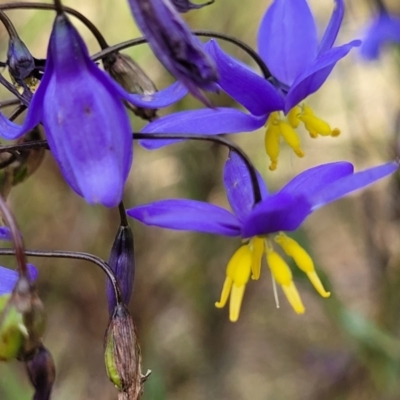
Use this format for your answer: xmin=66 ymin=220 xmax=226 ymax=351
xmin=287 ymin=106 xmax=301 ymax=128
xmin=299 ymin=105 xmax=340 ymax=138
xmin=215 ymin=245 xmax=252 ymax=322
xmin=266 ymin=250 xmax=305 ymax=313
xmin=278 ymin=121 xmax=305 ymax=158
xmin=265 ymin=123 xmax=280 ymax=171
xmin=331 ymin=128 xmax=341 ymax=137
xmin=250 ymin=237 xmax=265 ymax=280
xmin=274 ymin=233 xmax=330 ymax=298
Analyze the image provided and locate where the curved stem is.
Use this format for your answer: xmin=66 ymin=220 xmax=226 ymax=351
xmin=0 ymin=196 xmax=27 ymax=276
xmin=0 ymin=10 xmax=19 ymax=38
xmin=0 ymin=98 xmax=22 ymax=109
xmin=0 ymin=248 xmax=123 ymax=305
xmin=92 ymin=31 xmax=271 ymax=79
xmin=0 ymin=74 xmax=29 ymax=106
xmin=0 ymin=2 xmax=108 ymax=49
xmin=0 ymin=133 xmax=262 ymax=205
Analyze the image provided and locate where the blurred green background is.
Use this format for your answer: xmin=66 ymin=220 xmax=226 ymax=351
xmin=1 ymin=0 xmax=400 ymax=399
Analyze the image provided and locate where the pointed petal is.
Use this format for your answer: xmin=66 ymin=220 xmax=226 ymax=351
xmin=360 ymin=14 xmax=400 ymax=60
xmin=224 ymin=151 xmax=268 ymax=222
xmin=139 ymin=108 xmax=266 ymax=149
xmin=43 ymin=14 xmax=133 ymax=207
xmin=310 ymin=161 xmax=398 ymax=210
xmin=318 ymin=0 xmax=344 ymax=54
xmin=285 ymin=40 xmax=361 ymax=111
xmin=127 ymin=199 xmax=241 ymax=236
xmin=279 ymin=162 xmax=354 ymax=198
xmin=205 ymin=40 xmax=284 ymax=115
xmin=258 ymin=0 xmax=318 ymax=86
xmin=241 ymin=193 xmax=311 ymax=238
xmin=127 ymin=0 xmax=218 ymax=104
xmin=0 ymin=264 xmax=37 ymax=295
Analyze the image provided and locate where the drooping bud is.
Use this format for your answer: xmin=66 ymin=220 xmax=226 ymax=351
xmin=103 ymin=53 xmax=158 ymax=121
xmin=107 ymin=225 xmax=135 ymax=314
xmin=171 ymin=0 xmax=214 ymax=13
xmin=0 ymin=275 xmax=46 ymax=361
xmin=0 ymin=126 xmax=45 ymax=199
xmin=104 ymin=304 xmax=150 ymax=399
xmin=7 ymin=36 xmax=35 ymax=84
xmin=26 ymin=345 xmax=56 ymax=400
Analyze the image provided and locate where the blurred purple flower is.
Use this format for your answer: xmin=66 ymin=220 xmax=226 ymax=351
xmin=140 ymin=0 xmax=360 ymax=170
xmin=171 ymin=0 xmax=213 ymax=13
xmin=0 ymin=264 xmax=37 ymax=295
xmin=0 ymin=12 xmax=187 ymax=207
xmin=127 ymin=0 xmax=218 ymax=105
xmin=360 ymin=12 xmax=400 ymax=60
xmin=128 ymin=152 xmax=397 ymax=320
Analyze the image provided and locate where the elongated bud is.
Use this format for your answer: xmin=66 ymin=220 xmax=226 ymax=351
xmin=8 ymin=36 xmax=35 ymax=83
xmin=104 ymin=304 xmax=150 ymax=399
xmin=0 ymin=126 xmax=45 ymax=199
xmin=104 ymin=53 xmax=158 ymax=121
xmin=0 ymin=276 xmax=46 ymax=361
xmin=26 ymin=345 xmax=56 ymax=400
xmin=171 ymin=0 xmax=214 ymax=12
xmin=107 ymin=225 xmax=135 ymax=314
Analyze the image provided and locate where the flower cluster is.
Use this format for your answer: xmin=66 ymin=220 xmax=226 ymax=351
xmin=0 ymin=0 xmax=397 ymax=398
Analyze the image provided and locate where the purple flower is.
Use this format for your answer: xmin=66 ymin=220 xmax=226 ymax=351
xmin=0 ymin=264 xmax=37 ymax=295
xmin=360 ymin=12 xmax=400 ymax=60
xmin=0 ymin=11 xmax=187 ymax=207
xmin=171 ymin=0 xmax=213 ymax=13
xmin=127 ymin=0 xmax=218 ymax=105
xmin=127 ymin=152 xmax=397 ymax=321
xmin=140 ymin=0 xmax=360 ymax=170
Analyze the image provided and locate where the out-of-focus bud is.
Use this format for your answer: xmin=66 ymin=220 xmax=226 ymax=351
xmin=7 ymin=36 xmax=35 ymax=84
xmin=104 ymin=304 xmax=150 ymax=400
xmin=26 ymin=345 xmax=56 ymax=400
xmin=0 ymin=276 xmax=46 ymax=361
xmin=104 ymin=53 xmax=158 ymax=121
xmin=106 ymin=225 xmax=135 ymax=314
xmin=0 ymin=126 xmax=45 ymax=199
xmin=171 ymin=0 xmax=214 ymax=13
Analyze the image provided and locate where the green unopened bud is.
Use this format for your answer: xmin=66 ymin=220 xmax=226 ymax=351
xmin=26 ymin=345 xmax=56 ymax=400
xmin=0 ymin=277 xmax=46 ymax=361
xmin=104 ymin=304 xmax=150 ymax=399
xmin=0 ymin=126 xmax=45 ymax=199
xmin=103 ymin=53 xmax=158 ymax=121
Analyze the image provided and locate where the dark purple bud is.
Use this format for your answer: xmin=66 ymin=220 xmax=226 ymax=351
xmin=107 ymin=225 xmax=135 ymax=313
xmin=127 ymin=0 xmax=219 ymax=105
xmin=104 ymin=53 xmax=158 ymax=121
xmin=104 ymin=304 xmax=150 ymax=399
xmin=171 ymin=0 xmax=214 ymax=13
xmin=7 ymin=37 xmax=35 ymax=83
xmin=26 ymin=345 xmax=56 ymax=400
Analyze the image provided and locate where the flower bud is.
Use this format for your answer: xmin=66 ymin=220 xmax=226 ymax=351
xmin=0 ymin=126 xmax=45 ymax=199
xmin=26 ymin=345 xmax=56 ymax=400
xmin=106 ymin=225 xmax=135 ymax=314
xmin=0 ymin=276 xmax=46 ymax=361
xmin=7 ymin=36 xmax=35 ymax=84
xmin=104 ymin=53 xmax=158 ymax=121
xmin=104 ymin=304 xmax=150 ymax=399
xmin=171 ymin=0 xmax=214 ymax=13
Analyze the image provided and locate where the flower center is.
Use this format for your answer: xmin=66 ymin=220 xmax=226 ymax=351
xmin=215 ymin=233 xmax=330 ymax=321
xmin=265 ymin=104 xmax=340 ymax=171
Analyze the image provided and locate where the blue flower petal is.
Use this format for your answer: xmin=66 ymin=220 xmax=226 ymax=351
xmin=310 ymin=161 xmax=398 ymax=210
xmin=318 ymin=0 xmax=344 ymax=54
xmin=285 ymin=40 xmax=361 ymax=112
xmin=279 ymin=162 xmax=354 ymax=198
xmin=140 ymin=108 xmax=266 ymax=149
xmin=0 ymin=227 xmax=12 ymax=241
xmin=241 ymin=192 xmax=311 ymax=238
xmin=128 ymin=199 xmax=241 ymax=236
xmin=360 ymin=13 xmax=400 ymax=60
xmin=258 ymin=0 xmax=318 ymax=86
xmin=205 ymin=40 xmax=284 ymax=116
xmin=0 ymin=264 xmax=37 ymax=295
xmin=224 ymin=151 xmax=268 ymax=222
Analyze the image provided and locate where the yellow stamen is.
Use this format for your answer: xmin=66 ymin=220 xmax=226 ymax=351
xmin=278 ymin=121 xmax=305 ymax=158
xmin=250 ymin=237 xmax=265 ymax=280
xmin=274 ymin=233 xmax=330 ymax=298
xmin=287 ymin=105 xmax=301 ymax=128
xmin=264 ymin=123 xmax=280 ymax=171
xmin=299 ymin=105 xmax=340 ymax=137
xmin=266 ymin=249 xmax=305 ymax=313
xmin=215 ymin=245 xmax=252 ymax=322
